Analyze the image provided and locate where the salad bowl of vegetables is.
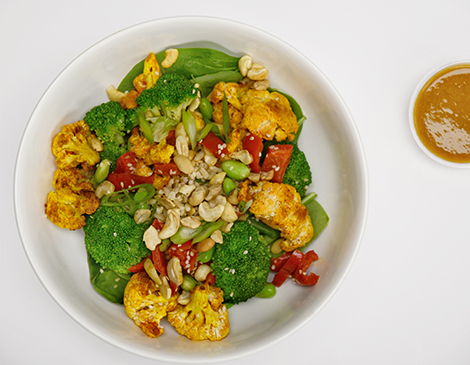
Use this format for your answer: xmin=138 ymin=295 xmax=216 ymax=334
xmin=14 ymin=17 xmax=368 ymax=363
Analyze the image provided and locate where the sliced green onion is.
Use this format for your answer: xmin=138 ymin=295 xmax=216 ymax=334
xmin=182 ymin=109 xmax=197 ymax=150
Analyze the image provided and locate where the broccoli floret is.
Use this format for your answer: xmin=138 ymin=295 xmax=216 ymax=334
xmin=83 ymin=101 xmax=133 ymax=170
xmin=83 ymin=205 xmax=151 ymax=275
xmin=83 ymin=101 xmax=132 ymax=143
xmin=282 ymin=144 xmax=312 ymax=199
xmin=210 ymin=221 xmax=271 ymax=305
xmin=134 ymin=73 xmax=198 ymax=123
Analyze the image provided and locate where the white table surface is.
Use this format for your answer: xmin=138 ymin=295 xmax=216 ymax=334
xmin=3 ymin=0 xmax=470 ymax=364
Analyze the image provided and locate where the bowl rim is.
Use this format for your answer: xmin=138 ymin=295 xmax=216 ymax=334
xmin=14 ymin=15 xmax=369 ymax=363
xmin=409 ymin=59 xmax=470 ymax=169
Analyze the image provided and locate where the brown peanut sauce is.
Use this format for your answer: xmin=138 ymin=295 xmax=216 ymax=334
xmin=413 ymin=64 xmax=470 ymax=163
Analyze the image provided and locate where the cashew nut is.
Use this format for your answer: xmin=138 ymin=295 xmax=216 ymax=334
xmin=175 ymin=135 xmax=189 ymax=157
xmin=198 ymin=202 xmax=225 ymax=222
xmin=95 ymin=181 xmax=115 ymax=199
xmin=167 ymin=257 xmax=183 ymax=286
xmin=221 ymin=202 xmax=238 ymax=223
xmin=210 ymin=230 xmax=223 ymax=244
xmin=205 ymin=183 xmax=222 ymax=201
xmin=161 ymin=48 xmax=179 ymax=68
xmin=143 ymin=225 xmax=161 ymax=251
xmin=238 ymin=55 xmax=253 ymax=77
xmin=158 ymin=208 xmax=180 ymax=239
xmin=194 ymin=264 xmax=212 ymax=282
xmin=210 ymin=171 xmax=226 ymax=185
xmin=181 ymin=216 xmax=201 ymax=229
xmin=188 ymin=185 xmax=208 ymax=206
xmin=247 ymin=63 xmax=269 ymax=80
xmin=106 ymin=85 xmax=126 ymax=102
xmin=229 ymin=149 xmax=253 ymax=165
xmin=134 ymin=208 xmax=152 ymax=225
xmin=174 ymin=154 xmax=195 ymax=175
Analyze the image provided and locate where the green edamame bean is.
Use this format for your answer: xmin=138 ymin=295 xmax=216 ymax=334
xmin=223 ymin=177 xmax=237 ymax=195
xmin=181 ymin=274 xmax=198 ymax=292
xmin=256 ymin=283 xmax=276 ymax=298
xmin=199 ymin=97 xmax=213 ymax=120
xmin=221 ymin=160 xmax=251 ymax=180
xmin=93 ymin=159 xmax=111 ymax=184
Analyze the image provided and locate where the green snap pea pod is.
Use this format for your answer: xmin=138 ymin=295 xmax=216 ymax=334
xmin=134 ymin=186 xmax=151 ymax=202
xmin=199 ymin=97 xmax=213 ymax=120
xmin=181 ymin=274 xmax=198 ymax=292
xmin=170 ymin=225 xmax=204 ymax=244
xmin=246 ymin=216 xmax=281 ymax=240
xmin=158 ymin=238 xmax=172 ymax=252
xmin=221 ymin=160 xmax=250 ymax=180
xmin=92 ymin=159 xmax=111 ymax=186
xmin=192 ymin=220 xmax=225 ymax=244
xmin=223 ymin=177 xmax=237 ymax=195
xmin=256 ymin=283 xmax=276 ymax=298
xmin=196 ymin=245 xmax=215 ymax=263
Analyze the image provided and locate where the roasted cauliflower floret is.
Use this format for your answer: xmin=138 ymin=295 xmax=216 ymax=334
xmin=247 ymin=181 xmax=314 ymax=251
xmin=52 ymin=167 xmax=95 ymax=193
xmin=212 ymin=102 xmax=243 ymax=128
xmin=128 ymin=127 xmax=175 ymax=165
xmin=45 ymin=187 xmax=99 ymax=230
xmin=124 ymin=271 xmax=178 ymax=338
xmin=210 ymin=82 xmax=243 ymax=111
xmin=240 ymin=89 xmax=298 ymax=141
xmin=167 ymin=283 xmax=230 ymax=341
xmin=51 ymin=120 xmax=101 ymax=171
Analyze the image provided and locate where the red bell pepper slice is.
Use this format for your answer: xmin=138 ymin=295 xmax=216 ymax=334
xmin=108 ymin=151 xmax=155 ymax=190
xmin=200 ymin=131 xmax=228 ymax=158
xmin=154 ymin=161 xmax=181 ymax=176
xmin=243 ymin=132 xmax=264 ymax=173
xmin=168 ymin=240 xmax=199 ymax=274
xmin=293 ymin=250 xmax=320 ymax=286
xmin=128 ymin=255 xmax=151 ymax=273
xmin=152 ymin=248 xmax=167 ymax=277
xmin=166 ymin=129 xmax=176 ymax=146
xmin=261 ymin=144 xmax=293 ymax=183
xmin=271 ymin=249 xmax=304 ymax=287
xmin=270 ymin=252 xmax=293 ymax=272
xmin=205 ymin=271 xmax=216 ymax=286
xmin=107 ymin=172 xmax=155 ymax=191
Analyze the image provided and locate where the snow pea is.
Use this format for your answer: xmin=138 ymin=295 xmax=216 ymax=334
xmin=196 ymin=245 xmax=215 ymax=264
xmin=299 ymin=192 xmax=329 ymax=251
xmin=170 ymin=225 xmax=204 ymax=245
xmin=192 ymin=220 xmax=224 ymax=244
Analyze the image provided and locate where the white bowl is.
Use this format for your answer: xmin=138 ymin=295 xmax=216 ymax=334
xmin=14 ymin=16 xmax=368 ymax=363
xmin=409 ymin=60 xmax=470 ymax=168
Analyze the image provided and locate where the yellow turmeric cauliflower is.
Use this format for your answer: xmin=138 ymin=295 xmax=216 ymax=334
xmin=210 ymin=82 xmax=243 ymax=111
xmin=128 ymin=127 xmax=175 ymax=165
xmin=124 ymin=271 xmax=179 ymax=338
xmin=240 ymin=89 xmax=299 ymax=141
xmin=45 ymin=167 xmax=100 ymax=230
xmin=167 ymin=283 xmax=230 ymax=341
xmin=51 ymin=120 xmax=100 ymax=171
xmin=133 ymin=53 xmax=162 ymax=93
xmin=245 ymin=181 xmax=314 ymax=251
xmin=45 ymin=187 xmax=99 ymax=230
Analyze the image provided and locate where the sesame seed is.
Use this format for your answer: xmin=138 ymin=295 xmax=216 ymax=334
xmin=271 ymin=265 xmax=275 ymax=270
xmin=244 ymin=250 xmax=248 ymax=255
xmin=113 ymin=232 xmax=117 ymax=237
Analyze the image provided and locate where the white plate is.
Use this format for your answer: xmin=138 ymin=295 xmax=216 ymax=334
xmin=14 ymin=16 xmax=368 ymax=363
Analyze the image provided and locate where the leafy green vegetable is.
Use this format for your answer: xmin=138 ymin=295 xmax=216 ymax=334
xmin=117 ymin=48 xmax=243 ymax=96
xmin=87 ymin=252 xmax=132 ymax=304
xmin=300 ymin=193 xmax=329 ymax=251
